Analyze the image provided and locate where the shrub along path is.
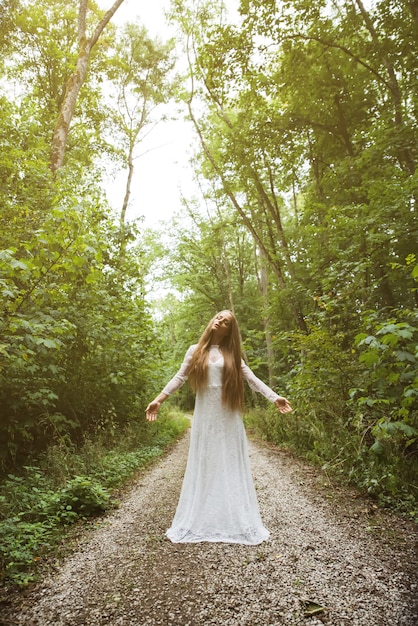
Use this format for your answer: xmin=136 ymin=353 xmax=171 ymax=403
xmin=4 ymin=430 xmax=418 ymax=625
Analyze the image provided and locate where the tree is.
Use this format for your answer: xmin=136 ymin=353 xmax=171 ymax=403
xmin=173 ymin=2 xmax=309 ymax=330
xmin=0 ymin=0 xmax=21 ymax=59
xmin=105 ymin=22 xmax=176 ymax=253
xmin=50 ymin=0 xmax=127 ymax=173
xmin=170 ymin=0 xmax=417 ymax=319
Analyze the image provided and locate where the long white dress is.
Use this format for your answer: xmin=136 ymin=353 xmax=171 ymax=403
xmin=162 ymin=344 xmax=280 ymax=545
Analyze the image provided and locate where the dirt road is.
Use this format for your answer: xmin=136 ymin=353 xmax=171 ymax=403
xmin=6 ymin=430 xmax=418 ymax=625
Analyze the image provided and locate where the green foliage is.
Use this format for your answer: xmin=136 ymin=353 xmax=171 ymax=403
xmin=0 ymin=207 xmax=154 ymax=464
xmin=286 ymin=327 xmax=356 ymax=425
xmin=346 ymin=307 xmax=418 ymax=505
xmin=45 ymin=476 xmax=111 ymax=519
xmin=0 ymin=411 xmax=189 ymax=585
xmin=0 ymin=0 xmax=184 ymax=471
xmin=245 ymin=326 xmax=360 ymax=462
xmin=0 ymin=0 xmax=188 ymax=589
xmin=246 ymin=311 xmax=418 ymax=515
xmin=352 ymin=310 xmax=417 ymax=427
xmin=1 ymin=0 xmax=416 ymax=589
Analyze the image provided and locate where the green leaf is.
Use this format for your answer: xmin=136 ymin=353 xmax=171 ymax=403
xmin=395 ymin=350 xmax=415 ymax=362
xmin=387 ymin=372 xmax=400 ymax=384
xmin=380 ymin=333 xmax=400 ymax=347
xmin=370 ymin=440 xmax=384 ymax=454
xmin=10 ymin=259 xmax=29 ymax=270
xmin=360 ymin=335 xmax=376 ymax=346
xmin=354 ymin=332 xmax=368 ymax=345
xmin=2 ymin=288 xmax=16 ymax=298
xmin=397 ymin=328 xmax=414 ymax=339
xmin=395 ymin=422 xmax=418 ymax=437
xmin=40 ymin=338 xmax=60 ymax=349
xmin=377 ymin=323 xmax=398 ymax=334
xmin=359 ymin=350 xmax=379 ymax=366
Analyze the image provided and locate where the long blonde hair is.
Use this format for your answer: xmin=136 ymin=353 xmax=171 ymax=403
xmin=187 ymin=310 xmax=244 ymax=412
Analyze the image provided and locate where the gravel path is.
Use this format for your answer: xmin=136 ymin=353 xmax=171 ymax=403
xmin=6 ymin=430 xmax=418 ymax=626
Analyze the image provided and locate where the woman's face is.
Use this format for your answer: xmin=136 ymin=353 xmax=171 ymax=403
xmin=211 ymin=311 xmax=233 ymax=342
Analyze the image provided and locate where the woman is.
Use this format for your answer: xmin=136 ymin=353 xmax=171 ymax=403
xmin=145 ymin=310 xmax=292 ymax=545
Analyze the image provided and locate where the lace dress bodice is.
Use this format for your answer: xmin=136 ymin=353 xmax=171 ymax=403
xmin=162 ymin=344 xmax=280 ymax=402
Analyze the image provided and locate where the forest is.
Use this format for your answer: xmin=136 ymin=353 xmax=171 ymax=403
xmin=0 ymin=0 xmax=417 ymax=584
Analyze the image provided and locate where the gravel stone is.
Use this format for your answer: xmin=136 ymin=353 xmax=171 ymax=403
xmin=4 ymin=430 xmax=417 ymax=625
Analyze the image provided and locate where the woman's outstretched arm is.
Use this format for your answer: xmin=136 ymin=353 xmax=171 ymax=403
xmin=145 ymin=345 xmax=196 ymax=421
xmin=241 ymin=362 xmax=292 ymax=413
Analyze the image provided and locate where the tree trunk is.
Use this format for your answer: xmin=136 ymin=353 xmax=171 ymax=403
xmin=50 ymin=45 xmax=90 ymax=174
xmin=50 ymin=0 xmax=126 ymax=174
xmin=256 ymin=247 xmax=275 ymax=388
xmin=118 ymin=140 xmax=134 ymax=257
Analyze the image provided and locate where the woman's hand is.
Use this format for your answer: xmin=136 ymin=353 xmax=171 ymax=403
xmin=145 ymin=401 xmax=161 ymax=421
xmin=274 ymin=397 xmax=292 ymax=414
xmin=145 ymin=393 xmax=168 ymax=421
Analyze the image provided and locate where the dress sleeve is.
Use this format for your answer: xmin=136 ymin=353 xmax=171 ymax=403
xmin=241 ymin=361 xmax=280 ymax=403
xmin=161 ymin=345 xmax=196 ymax=396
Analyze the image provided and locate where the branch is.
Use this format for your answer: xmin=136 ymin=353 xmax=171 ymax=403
xmin=78 ymin=0 xmax=88 ymax=42
xmin=90 ymin=0 xmax=126 ymax=49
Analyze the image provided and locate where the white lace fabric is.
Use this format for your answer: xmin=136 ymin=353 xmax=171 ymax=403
xmin=163 ymin=344 xmax=280 ymax=545
xmin=162 ymin=344 xmax=280 ymax=402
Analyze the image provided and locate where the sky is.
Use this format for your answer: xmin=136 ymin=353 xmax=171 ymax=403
xmin=99 ymin=0 xmax=198 ymax=229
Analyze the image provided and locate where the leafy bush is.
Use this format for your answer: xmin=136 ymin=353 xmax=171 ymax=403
xmin=89 ymin=447 xmax=162 ymax=488
xmin=246 ymin=315 xmax=418 ymax=516
xmin=350 ymin=309 xmax=417 ymax=443
xmin=347 ymin=308 xmax=417 ymax=509
xmin=45 ymin=476 xmax=110 ymax=519
xmin=0 ymin=197 xmax=159 ymax=469
xmin=0 ymin=411 xmax=189 ymax=585
xmin=273 ymin=326 xmax=358 ymax=459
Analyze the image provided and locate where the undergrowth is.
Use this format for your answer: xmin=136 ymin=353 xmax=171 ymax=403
xmin=0 ymin=409 xmax=189 ymax=586
xmin=245 ymin=311 xmax=417 ymax=519
xmin=245 ymin=404 xmax=417 ymax=519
